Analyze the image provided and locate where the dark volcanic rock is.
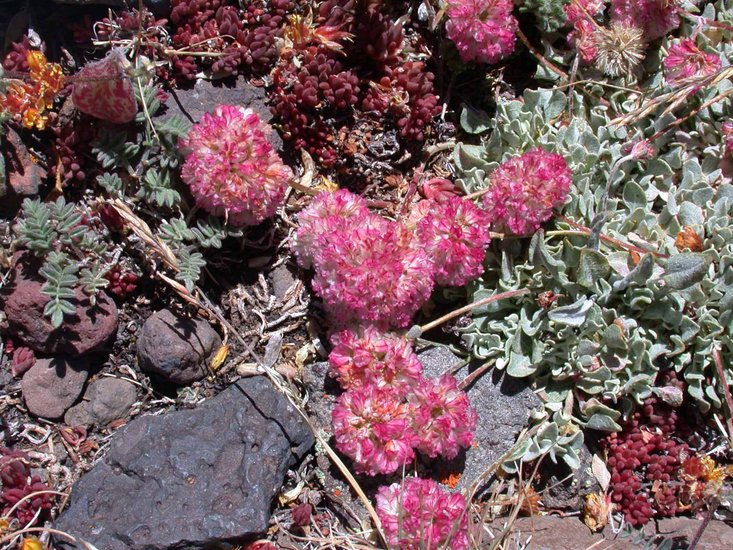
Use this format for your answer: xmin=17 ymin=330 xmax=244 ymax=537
xmin=268 ymin=264 xmax=296 ymax=300
xmin=54 ymin=376 xmax=314 ymax=549
xmin=540 ymin=441 xmax=599 ymax=510
xmin=22 ymin=357 xmax=89 ymax=419
xmin=137 ymin=309 xmax=221 ymax=385
xmin=2 ymin=254 xmax=118 ymax=355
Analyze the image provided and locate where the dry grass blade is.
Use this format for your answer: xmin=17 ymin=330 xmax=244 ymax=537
xmin=611 ymin=66 xmax=733 ymax=128
xmin=110 ymin=198 xmax=178 ymax=269
xmin=0 ymin=526 xmax=98 ymax=549
xmin=419 ymin=288 xmax=531 ymax=334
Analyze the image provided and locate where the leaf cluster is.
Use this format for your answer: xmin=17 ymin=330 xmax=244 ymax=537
xmin=14 ymin=197 xmax=113 ymax=328
xmin=453 ymin=12 xmax=733 ymax=469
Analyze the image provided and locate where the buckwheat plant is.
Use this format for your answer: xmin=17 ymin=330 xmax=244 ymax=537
xmin=454 ymin=0 xmax=733 ymax=470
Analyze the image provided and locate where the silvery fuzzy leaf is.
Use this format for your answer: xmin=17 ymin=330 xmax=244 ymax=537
xmin=578 ymin=249 xmax=610 ymax=289
xmin=507 ymin=352 xmax=536 ymax=377
xmin=652 ymin=385 xmax=685 ymax=407
xmin=612 ymin=253 xmax=655 ymax=292
xmin=548 ymin=296 xmax=594 ymax=327
xmin=454 ymin=144 xmax=489 ymax=174
xmin=678 ymin=201 xmax=705 ymax=226
xmin=459 ymin=104 xmax=492 ymax=134
xmin=607 ymin=251 xmax=631 ymax=276
xmin=663 ymin=252 xmax=709 ymax=290
xmin=586 ymin=413 xmax=622 ymax=431
xmin=622 ymin=180 xmax=646 ymax=211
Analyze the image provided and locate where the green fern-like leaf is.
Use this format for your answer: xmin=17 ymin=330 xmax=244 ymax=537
xmin=49 ymin=197 xmax=85 ymax=245
xmin=92 ymin=129 xmax=139 ymax=171
xmin=97 ymin=172 xmax=125 ymax=196
xmin=135 ymin=85 xmax=162 ymax=120
xmin=137 ymin=169 xmax=181 ymax=208
xmin=16 ymin=199 xmax=55 ymax=255
xmin=191 ymin=217 xmax=230 ymax=249
xmin=159 ymin=218 xmax=195 ymax=245
xmin=155 ymin=114 xmax=192 ymax=139
xmin=175 ymin=247 xmax=206 ymax=292
xmin=78 ymin=231 xmax=110 ymax=256
xmin=40 ymin=252 xmax=79 ymax=328
xmin=79 ymin=264 xmax=110 ymax=304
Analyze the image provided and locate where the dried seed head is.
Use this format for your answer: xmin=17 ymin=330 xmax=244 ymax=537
xmin=594 ymin=23 xmax=646 ymax=77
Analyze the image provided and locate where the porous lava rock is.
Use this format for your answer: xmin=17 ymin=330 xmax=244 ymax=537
xmin=54 ymin=376 xmax=314 ymax=549
xmin=137 ymin=308 xmax=221 ymax=385
xmin=21 ymin=357 xmax=89 ymax=419
xmin=539 ymin=441 xmax=599 ymax=510
xmin=64 ymin=377 xmax=138 ymax=427
xmin=2 ymin=254 xmax=118 ymax=355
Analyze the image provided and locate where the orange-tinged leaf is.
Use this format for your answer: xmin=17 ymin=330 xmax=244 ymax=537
xmin=675 ymin=226 xmax=703 ymax=252
xmin=209 ymin=343 xmax=229 ymax=371
xmin=583 ymin=492 xmax=613 ymax=532
xmin=21 ymin=537 xmax=45 ymax=550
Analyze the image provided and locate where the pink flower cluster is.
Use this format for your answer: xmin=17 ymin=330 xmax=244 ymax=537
xmin=564 ymin=0 xmax=605 ymax=63
xmin=333 ymin=385 xmax=418 ymax=476
xmin=376 ymin=477 xmax=469 ymax=549
xmin=180 ymin=104 xmax=292 ymax=226
xmin=313 ymin=215 xmax=433 ymax=327
xmin=409 ymin=374 xmax=477 ymax=460
xmin=663 ymin=39 xmax=721 ymax=90
xmin=610 ymin=0 xmax=679 ymax=41
xmin=330 ymin=328 xmax=476 ymax=475
xmin=445 ymin=0 xmax=517 ymax=65
xmin=291 ymin=189 xmax=369 ymax=269
xmin=409 ymin=196 xmax=492 ymax=287
xmin=294 ymin=189 xmax=490 ymax=327
xmin=329 ymin=326 xmax=423 ymax=392
xmin=483 ymin=148 xmax=572 ymax=235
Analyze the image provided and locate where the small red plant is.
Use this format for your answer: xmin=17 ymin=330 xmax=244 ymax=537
xmin=0 ymin=447 xmax=54 ymax=526
xmin=11 ymin=347 xmax=36 ymax=377
xmin=105 ymin=266 xmax=139 ymax=299
xmin=601 ymin=378 xmax=697 ymax=526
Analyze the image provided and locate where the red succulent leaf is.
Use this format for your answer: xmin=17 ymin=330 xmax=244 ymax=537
xmin=291 ymin=502 xmax=313 ymax=527
xmin=11 ymin=347 xmax=36 ymax=377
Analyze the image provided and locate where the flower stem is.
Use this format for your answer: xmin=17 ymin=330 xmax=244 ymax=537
xmin=712 ymin=347 xmax=733 ymax=449
xmin=419 ymin=288 xmax=530 ymax=334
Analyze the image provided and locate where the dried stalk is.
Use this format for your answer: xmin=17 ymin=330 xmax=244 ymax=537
xmin=419 ymin=289 xmax=530 ymax=334
xmin=712 ymin=347 xmax=733 ymax=449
